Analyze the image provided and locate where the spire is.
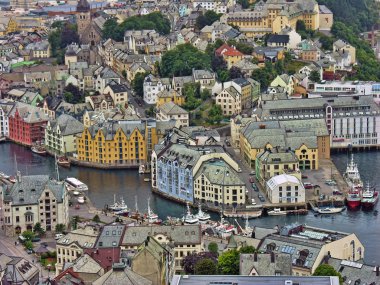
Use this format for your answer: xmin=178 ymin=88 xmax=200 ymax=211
xmin=77 ymin=0 xmax=90 ymax=12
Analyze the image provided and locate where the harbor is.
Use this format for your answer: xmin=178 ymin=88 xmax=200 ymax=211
xmin=0 ymin=142 xmax=380 ymax=263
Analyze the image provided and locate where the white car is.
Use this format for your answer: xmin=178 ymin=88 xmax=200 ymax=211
xmin=77 ymin=196 xmax=85 ymax=204
xmin=251 ymin=198 xmax=257 ymax=205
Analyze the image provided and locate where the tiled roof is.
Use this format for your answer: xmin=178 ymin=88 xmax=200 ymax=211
xmin=240 ymin=253 xmax=292 ymax=275
xmin=158 ymin=102 xmax=187 ymax=115
xmin=93 ymin=265 xmax=152 ymax=285
xmin=215 ymin=43 xmax=244 ymax=57
xmin=49 ymin=114 xmax=84 ymax=136
xmin=195 ymin=159 xmax=244 ymax=186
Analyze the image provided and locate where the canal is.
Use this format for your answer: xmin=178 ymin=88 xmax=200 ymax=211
xmin=0 ymin=142 xmax=379 ymax=264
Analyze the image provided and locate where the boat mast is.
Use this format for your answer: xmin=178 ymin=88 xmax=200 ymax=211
xmin=135 ymin=196 xmax=138 ymax=213
xmin=55 ymin=154 xmax=60 ymax=181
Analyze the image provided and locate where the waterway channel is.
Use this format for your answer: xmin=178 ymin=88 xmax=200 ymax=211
xmin=0 ymin=142 xmax=379 ymax=264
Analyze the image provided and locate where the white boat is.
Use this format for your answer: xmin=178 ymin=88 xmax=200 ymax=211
xmin=182 ymin=202 xmax=199 ymax=224
xmin=73 ymin=191 xmax=80 ymax=196
xmin=144 ymin=178 xmax=151 ymax=182
xmin=215 ymin=212 xmax=237 ymax=238
xmin=195 ymin=204 xmax=210 ymax=222
xmin=343 ymin=154 xmax=363 ymax=189
xmin=65 ymin=177 xmax=88 ymax=191
xmin=108 ymin=195 xmax=129 ymax=212
xmin=147 ymin=198 xmax=161 ymax=224
xmin=268 ymin=208 xmax=287 ymax=216
xmin=139 ymin=165 xmax=145 ymax=174
xmin=114 ymin=208 xmax=129 ymax=216
xmin=316 ymin=207 xmax=345 ymax=214
xmin=0 ymin=172 xmax=10 ymax=179
xmin=77 ymin=196 xmax=85 ymax=204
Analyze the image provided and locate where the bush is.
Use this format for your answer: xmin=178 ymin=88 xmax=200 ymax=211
xmin=92 ymin=214 xmax=101 ymax=223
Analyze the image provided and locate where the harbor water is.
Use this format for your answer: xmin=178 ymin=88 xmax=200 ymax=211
xmin=0 ymin=142 xmax=379 ymax=264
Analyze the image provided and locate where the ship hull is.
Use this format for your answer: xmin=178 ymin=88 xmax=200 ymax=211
xmin=347 ymin=199 xmax=361 ymax=209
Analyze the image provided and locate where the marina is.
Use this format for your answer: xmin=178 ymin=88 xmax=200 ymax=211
xmin=0 ymin=142 xmax=380 ymax=263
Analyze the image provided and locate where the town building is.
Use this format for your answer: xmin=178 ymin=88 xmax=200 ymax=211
xmin=93 ymin=263 xmax=152 ymax=285
xmin=103 ymin=81 xmax=129 ymax=107
xmin=94 ymin=67 xmax=121 ymax=94
xmin=56 ymin=225 xmax=99 ymax=274
xmin=194 ymin=159 xmax=246 ymax=207
xmin=239 ymin=252 xmax=292 ymax=275
xmin=259 ymin=224 xmax=364 ymax=276
xmin=215 ymin=43 xmax=244 ymax=69
xmin=0 ymin=100 xmax=14 ymax=139
xmin=85 ymin=94 xmax=115 ymax=111
xmin=76 ymin=0 xmax=103 ymax=45
xmin=266 ymin=174 xmax=305 ymax=204
xmin=156 ymin=89 xmax=185 ymax=107
xmin=225 ymin=0 xmax=321 ymax=38
xmin=256 ymin=95 xmax=380 ymax=149
xmin=0 ymin=253 xmax=39 ymax=284
xmin=24 ymin=40 xmax=51 ymax=58
xmin=215 ymin=86 xmax=242 ymax=116
xmin=333 ymin=39 xmax=356 ymax=64
xmin=121 ymin=224 xmax=202 ymax=274
xmin=8 ymin=102 xmax=49 ymax=146
xmin=151 ymin=143 xmax=240 ymax=204
xmin=95 ymin=223 xmax=126 ymax=248
xmin=45 ymin=114 xmax=84 ymax=155
xmin=143 ymin=74 xmax=170 ymax=105
xmin=255 ymin=148 xmax=301 ymax=184
xmin=1 ymin=174 xmax=69 ymax=237
xmin=192 ymin=69 xmax=216 ymax=90
xmin=318 ymin=5 xmax=334 ymax=31
xmin=156 ymin=102 xmax=189 ymax=128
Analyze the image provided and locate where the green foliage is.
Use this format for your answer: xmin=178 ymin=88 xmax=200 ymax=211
xmin=195 ymin=258 xmax=218 ymax=275
xmin=33 ymin=222 xmax=45 ymax=236
xmin=207 ymin=104 xmax=223 ymax=124
xmin=103 ymin=12 xmax=171 ymax=41
xmin=121 ymin=70 xmax=127 ymax=79
xmin=64 ymin=84 xmax=84 ymax=104
xmin=55 ymin=224 xmax=66 ymax=233
xmin=318 ymin=33 xmax=334 ymax=50
xmin=239 ymin=246 xmax=256 ymax=254
xmin=25 ymin=240 xmax=34 ymax=250
xmin=309 ymin=70 xmax=321 ymax=82
xmin=313 ymin=264 xmax=343 ymax=284
xmin=92 ymin=214 xmax=101 ymax=223
xmin=195 ymin=10 xmax=221 ymax=30
xmin=160 ymin=44 xmax=211 ymax=77
xmin=208 ymin=242 xmax=219 ymax=255
xmin=237 ymin=0 xmax=249 ymax=9
xmin=295 ymin=20 xmax=316 ymax=39
xmin=201 ymin=89 xmax=211 ymax=101
xmin=217 ymin=69 xmax=230 ymax=83
xmin=218 ymin=249 xmax=240 ymax=275
xmin=251 ymin=62 xmax=277 ymax=90
xmin=227 ymin=39 xmax=254 ymax=55
xmin=22 ymin=230 xmax=35 ymax=241
xmin=132 ymin=72 xmax=149 ymax=97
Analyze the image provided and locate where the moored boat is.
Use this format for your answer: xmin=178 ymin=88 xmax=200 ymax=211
xmin=31 ymin=145 xmax=47 ymax=155
xmin=77 ymin=196 xmax=85 ymax=204
xmin=57 ymin=156 xmax=70 ymax=168
xmin=316 ymin=207 xmax=345 ymax=214
xmin=268 ymin=208 xmax=287 ymax=216
xmin=343 ymin=154 xmax=363 ymax=189
xmin=346 ymin=186 xmax=362 ymax=209
xmin=108 ymin=195 xmax=130 ymax=212
xmin=139 ymin=165 xmax=145 ymax=174
xmin=195 ymin=204 xmax=210 ymax=222
xmin=65 ymin=177 xmax=88 ymax=191
xmin=146 ymin=198 xmax=161 ymax=224
xmin=361 ymin=183 xmax=379 ymax=210
xmin=182 ymin=202 xmax=199 ymax=224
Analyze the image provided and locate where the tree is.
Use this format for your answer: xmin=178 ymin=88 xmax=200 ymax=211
xmin=239 ymin=246 xmax=256 ymax=254
xmin=229 ymin=66 xmax=244 ymax=79
xmin=201 ymin=89 xmax=211 ymax=101
xmin=237 ymin=0 xmax=249 ymax=8
xmin=121 ymin=70 xmax=127 ymax=79
xmin=102 ymin=18 xmax=123 ymax=41
xmin=207 ymin=104 xmax=223 ymax=124
xmin=296 ymin=20 xmax=307 ymax=32
xmin=251 ymin=62 xmax=277 ymax=91
xmin=195 ymin=258 xmax=217 ymax=275
xmin=63 ymin=84 xmax=83 ymax=104
xmin=309 ymin=70 xmax=321 ymax=82
xmin=160 ymin=44 xmax=211 ymax=77
xmin=132 ymin=72 xmax=149 ymax=97
xmin=183 ymin=82 xmax=201 ymax=98
xmin=195 ymin=10 xmax=221 ymax=30
xmin=25 ymin=240 xmax=34 ymax=250
xmin=92 ymin=214 xmax=101 ymax=223
xmin=55 ymin=224 xmax=66 ymax=233
xmin=33 ymin=222 xmax=45 ymax=236
xmin=208 ymin=242 xmax=219 ymax=255
xmin=218 ymin=249 xmax=240 ymax=275
xmin=22 ymin=230 xmax=35 ymax=241
xmin=183 ymin=252 xmax=217 ymax=274
xmin=313 ymin=264 xmax=343 ymax=285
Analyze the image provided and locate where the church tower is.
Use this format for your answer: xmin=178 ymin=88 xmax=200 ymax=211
xmin=76 ymin=0 xmax=91 ymax=42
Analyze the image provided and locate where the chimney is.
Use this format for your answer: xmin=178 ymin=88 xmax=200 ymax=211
xmin=254 ymin=252 xmax=258 ymax=262
xmin=270 ymin=252 xmax=275 ymax=263
xmin=16 ymin=171 xmax=21 ymax=183
xmin=376 ymin=265 xmax=379 ymax=276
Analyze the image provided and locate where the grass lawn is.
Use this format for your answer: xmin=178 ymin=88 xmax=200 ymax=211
xmin=285 ymin=60 xmax=307 ymax=73
xmin=11 ymin=61 xmax=36 ymax=68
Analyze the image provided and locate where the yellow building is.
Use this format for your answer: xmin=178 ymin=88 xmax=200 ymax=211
xmin=156 ymin=89 xmax=185 ymax=107
xmin=76 ymin=120 xmax=174 ymax=167
xmin=194 ymin=159 xmax=246 ymax=207
xmin=226 ymin=0 xmax=320 ymax=38
xmin=215 ymin=43 xmax=244 ymax=69
xmin=0 ymin=17 xmax=18 ymax=35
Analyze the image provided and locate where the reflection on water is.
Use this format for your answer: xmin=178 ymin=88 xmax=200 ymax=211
xmin=0 ymin=142 xmax=379 ymax=263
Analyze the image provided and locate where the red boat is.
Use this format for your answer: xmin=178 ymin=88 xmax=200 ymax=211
xmin=346 ymin=187 xmax=362 ymax=209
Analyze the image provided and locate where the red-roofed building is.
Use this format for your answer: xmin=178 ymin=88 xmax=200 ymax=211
xmin=215 ymin=43 xmax=244 ymax=68
xmin=53 ymin=268 xmax=85 ymax=285
xmin=84 ymin=247 xmax=121 ymax=272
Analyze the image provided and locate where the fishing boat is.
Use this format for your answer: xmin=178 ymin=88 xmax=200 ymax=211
xmin=343 ymin=154 xmax=363 ymax=189
xmin=139 ymin=165 xmax=145 ymax=174
xmin=195 ymin=204 xmax=210 ymax=222
xmin=65 ymin=177 xmax=88 ymax=191
xmin=0 ymin=172 xmax=10 ymax=179
xmin=346 ymin=185 xmax=362 ymax=209
xmin=31 ymin=145 xmax=47 ymax=155
xmin=182 ymin=202 xmax=199 ymax=224
xmin=215 ymin=211 xmax=237 ymax=238
xmin=115 ymin=208 xmax=129 ymax=216
xmin=361 ymin=183 xmax=379 ymax=210
xmin=129 ymin=196 xmax=141 ymax=220
xmin=108 ymin=195 xmax=130 ymax=212
xmin=267 ymin=208 xmax=287 ymax=216
xmin=57 ymin=156 xmax=70 ymax=168
xmin=146 ymin=198 xmax=161 ymax=224
xmin=8 ymin=176 xmax=16 ymax=183
xmin=144 ymin=178 xmax=151 ymax=182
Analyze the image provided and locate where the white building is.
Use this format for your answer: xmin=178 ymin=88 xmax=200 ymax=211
xmin=192 ymin=0 xmax=227 ymax=13
xmin=312 ymin=81 xmax=380 ymax=103
xmin=143 ymin=74 xmax=170 ymax=104
xmin=94 ymin=67 xmax=121 ymax=94
xmin=279 ymin=26 xmax=302 ymax=49
xmin=0 ymin=100 xmax=14 ymax=138
xmin=1 ymin=174 xmax=69 ymax=237
xmin=266 ymin=174 xmax=305 ymax=204
xmin=156 ymin=102 xmax=189 ymax=128
xmin=216 ymin=86 xmax=242 ymax=116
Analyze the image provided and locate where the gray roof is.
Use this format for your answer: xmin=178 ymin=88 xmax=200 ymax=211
xmin=96 ymin=224 xmax=125 ymax=248
xmin=9 ymin=102 xmax=49 ymax=124
xmin=3 ymin=175 xmax=65 ymax=206
xmin=158 ymin=102 xmax=188 ymax=115
xmin=93 ymin=265 xmax=152 ymax=285
xmin=57 ymin=226 xmax=98 ymax=248
xmin=121 ymin=225 xmax=201 ymax=246
xmin=171 ymin=275 xmax=339 ymax=285
xmin=257 ymin=149 xmax=299 ymax=164
xmin=85 ymin=121 xmax=146 ymax=140
xmin=195 ymin=159 xmax=244 ymax=186
xmin=49 ymin=114 xmax=84 ymax=136
xmin=240 ymin=253 xmax=292 ymax=275
xmin=99 ymin=67 xmax=120 ymax=79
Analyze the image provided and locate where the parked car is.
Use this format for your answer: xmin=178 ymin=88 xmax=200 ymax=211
xmin=31 ymin=236 xmax=41 ymax=242
xmin=249 ymin=177 xmax=254 ymax=183
xmin=325 ymin=179 xmax=337 ymax=186
xmin=55 ymin=233 xmax=64 ymax=240
xmin=26 ymin=248 xmax=34 ymax=254
xmin=301 ymin=174 xmax=308 ymax=179
xmin=333 ymin=190 xmax=343 ymax=195
xmin=259 ymin=196 xmax=266 ymax=202
xmin=252 ymin=184 xmax=259 ymax=192
xmin=303 ymin=182 xmax=313 ymax=189
xmin=319 ymin=194 xmax=326 ymax=200
xmin=251 ymin=198 xmax=256 ymax=205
